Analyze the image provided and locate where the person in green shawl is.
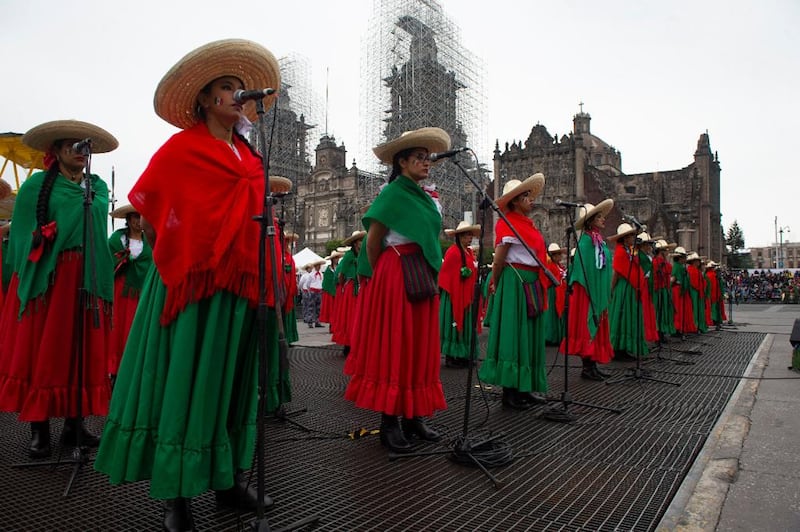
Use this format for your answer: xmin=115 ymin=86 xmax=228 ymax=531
xmin=332 ymin=231 xmax=365 ymax=357
xmin=344 ymin=127 xmax=449 ymax=454
xmin=0 ymin=120 xmax=117 ymax=459
xmin=107 ymin=204 xmax=153 ymax=379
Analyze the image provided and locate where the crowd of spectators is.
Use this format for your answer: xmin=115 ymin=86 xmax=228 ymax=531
xmin=722 ymin=269 xmax=800 ymax=304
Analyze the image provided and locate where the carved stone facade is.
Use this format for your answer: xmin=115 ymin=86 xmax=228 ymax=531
xmin=492 ymin=111 xmax=723 ymax=261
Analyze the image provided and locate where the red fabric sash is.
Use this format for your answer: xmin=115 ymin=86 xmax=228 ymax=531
xmin=612 ymin=243 xmax=644 ymax=294
xmin=438 ymin=244 xmax=477 ymax=332
xmin=495 ymin=211 xmax=551 ymax=289
xmin=129 ymin=123 xmax=282 ymax=325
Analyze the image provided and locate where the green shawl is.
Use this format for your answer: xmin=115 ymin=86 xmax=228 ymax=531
xmin=322 ymin=264 xmax=337 ymax=296
xmin=639 ymin=250 xmax=653 ymax=294
xmin=337 ymin=249 xmax=359 ymax=295
xmin=9 ymin=171 xmax=114 ymax=315
xmin=570 ymin=231 xmax=613 ymax=338
xmin=108 ymin=228 xmax=153 ymax=296
xmin=356 ymin=245 xmax=372 ymax=278
xmin=362 ymin=175 xmax=442 ymax=271
xmin=672 ymin=261 xmax=689 ymax=293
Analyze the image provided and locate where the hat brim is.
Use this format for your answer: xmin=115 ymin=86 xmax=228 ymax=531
xmin=269 ymin=176 xmax=292 ymax=195
xmin=342 ymin=231 xmax=366 ymax=245
xmin=608 ymin=227 xmax=638 ymax=241
xmin=22 ymin=120 xmax=118 ymax=154
xmin=496 ymin=173 xmax=545 ymax=210
xmin=445 ymin=224 xmax=481 ymax=237
xmin=110 ymin=204 xmax=138 ymax=219
xmin=373 ymin=127 xmax=451 ymax=165
xmin=155 ymin=39 xmax=281 ymax=130
xmin=575 ymin=198 xmax=614 ymax=231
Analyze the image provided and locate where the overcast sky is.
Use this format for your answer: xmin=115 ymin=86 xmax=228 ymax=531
xmin=1 ymin=0 xmax=797 ymax=248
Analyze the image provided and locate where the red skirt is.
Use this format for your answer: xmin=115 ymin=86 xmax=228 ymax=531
xmin=344 ymin=244 xmax=446 ymax=418
xmin=0 ymin=251 xmax=112 ymax=421
xmin=319 ymin=292 xmax=334 ymax=323
xmin=641 ymin=287 xmax=659 ymax=342
xmin=672 ymin=286 xmax=697 ymax=334
xmin=331 ymin=281 xmax=357 ymax=346
xmin=559 ymin=283 xmax=614 ymax=364
xmin=107 ymin=276 xmax=141 ymax=375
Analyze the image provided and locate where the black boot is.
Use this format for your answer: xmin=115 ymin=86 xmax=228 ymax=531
xmin=163 ymin=498 xmax=194 ymax=532
xmin=61 ymin=417 xmax=101 ymax=448
xmin=215 ymin=470 xmax=274 ymax=511
xmin=518 ymin=391 xmax=547 ymax=405
xmin=342 ymin=345 xmax=350 ymax=358
xmin=501 ymin=388 xmax=530 ymax=410
xmin=29 ymin=420 xmax=51 ymax=459
xmin=402 ymin=417 xmax=442 ymax=442
xmin=379 ymin=414 xmax=413 ymax=453
xmin=581 ymin=358 xmax=603 ymax=381
xmin=593 ymin=362 xmax=611 ymax=378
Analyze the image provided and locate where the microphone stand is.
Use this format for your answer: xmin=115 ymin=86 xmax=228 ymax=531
xmin=13 ymin=142 xmax=102 ymax=495
xmin=647 ymin=252 xmax=695 ymax=366
xmin=251 ymin=97 xmax=318 ymax=532
xmin=606 ymin=236 xmax=679 ymax=387
xmin=543 ymin=207 xmax=621 ymax=422
xmin=390 ymin=153 xmax=542 ymax=488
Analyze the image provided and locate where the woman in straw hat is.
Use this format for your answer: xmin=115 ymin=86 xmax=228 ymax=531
xmin=478 ymin=173 xmax=550 ymax=409
xmin=608 ymin=223 xmax=651 ymax=361
xmin=636 ymin=232 xmax=660 ymax=344
xmin=543 ymin=242 xmax=568 ymax=346
xmin=439 ymin=221 xmax=481 ymax=368
xmin=332 ymin=231 xmax=365 ymax=356
xmin=319 ymin=248 xmax=342 ymax=327
xmin=0 ymin=119 xmax=117 ymax=458
xmin=93 ymin=39 xmax=283 ymax=528
xmin=281 ymin=230 xmax=300 ymax=345
xmin=559 ymin=200 xmax=615 ymax=380
xmin=343 ymin=127 xmax=450 ymax=453
xmin=107 ymin=204 xmax=153 ymax=379
xmin=686 ymin=252 xmax=708 ymax=333
xmin=705 ymin=261 xmax=727 ymax=329
xmin=671 ymin=247 xmax=697 ymax=335
xmin=652 ymin=240 xmax=677 ymax=340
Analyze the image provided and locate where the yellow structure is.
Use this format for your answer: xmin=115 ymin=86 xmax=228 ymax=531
xmin=0 ymin=132 xmax=45 ymax=218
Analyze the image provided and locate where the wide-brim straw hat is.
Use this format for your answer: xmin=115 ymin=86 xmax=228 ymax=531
xmin=22 ymin=120 xmax=118 ymax=154
xmin=673 ymin=246 xmax=687 ymax=256
xmin=445 ymin=220 xmax=480 ymax=237
xmin=707 ymin=260 xmax=718 ymax=268
xmin=270 ymin=176 xmax=292 ymax=194
xmin=496 ymin=173 xmax=545 ymax=210
xmin=655 ymin=239 xmax=676 ymax=251
xmin=110 ymin=204 xmax=138 ymax=219
xmin=575 ymin=198 xmax=614 ymax=231
xmin=310 ymin=259 xmax=326 ymax=267
xmin=608 ymin=223 xmax=638 ymax=241
xmin=154 ymin=39 xmax=281 ymax=130
xmin=548 ymin=242 xmax=565 ymax=255
xmin=686 ymin=252 xmax=701 ymax=262
xmin=342 ymin=230 xmax=366 ymax=246
xmin=372 ymin=127 xmax=451 ymax=165
xmin=637 ymin=231 xmax=653 ymax=244
xmin=325 ymin=250 xmax=345 ymax=261
xmin=284 ymin=232 xmax=300 ymax=242
xmin=336 ymin=246 xmax=351 ymax=253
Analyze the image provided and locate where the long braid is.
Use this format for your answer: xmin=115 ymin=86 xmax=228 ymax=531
xmin=234 ymin=130 xmax=261 ymax=159
xmin=31 ymin=160 xmax=61 ymax=249
xmin=456 ymin=236 xmax=467 ymax=269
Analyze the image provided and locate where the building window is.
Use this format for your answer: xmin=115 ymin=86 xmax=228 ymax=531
xmin=624 ymin=185 xmax=636 ymax=194
xmin=594 ymin=154 xmax=602 ymax=166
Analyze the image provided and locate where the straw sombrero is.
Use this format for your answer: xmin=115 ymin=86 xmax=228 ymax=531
xmin=496 ymin=173 xmax=545 ymax=210
xmin=284 ymin=232 xmax=300 ymax=242
xmin=342 ymin=230 xmax=366 ymax=246
xmin=706 ymin=260 xmax=718 ymax=268
xmin=444 ymin=220 xmax=480 ymax=237
xmin=324 ymin=249 xmax=345 ymax=261
xmin=154 ymin=39 xmax=281 ymax=130
xmin=673 ymin=246 xmax=687 ymax=256
xmin=22 ymin=120 xmax=118 ymax=154
xmin=270 ymin=176 xmax=292 ymax=194
xmin=575 ymin=199 xmax=614 ymax=231
xmin=655 ymin=239 xmax=676 ymax=251
xmin=110 ymin=204 xmax=139 ymax=219
xmin=548 ymin=243 xmax=565 ymax=255
xmin=372 ymin=127 xmax=451 ymax=165
xmin=637 ymin=231 xmax=653 ymax=244
xmin=336 ymin=246 xmax=351 ymax=253
xmin=686 ymin=252 xmax=701 ymax=262
xmin=0 ymin=179 xmax=11 ymax=199
xmin=607 ymin=223 xmax=637 ymax=241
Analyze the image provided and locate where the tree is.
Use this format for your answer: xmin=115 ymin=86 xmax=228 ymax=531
xmin=725 ymin=220 xmax=752 ymax=269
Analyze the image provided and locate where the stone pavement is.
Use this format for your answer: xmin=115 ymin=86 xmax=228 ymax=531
xmin=657 ymin=303 xmax=800 ymax=531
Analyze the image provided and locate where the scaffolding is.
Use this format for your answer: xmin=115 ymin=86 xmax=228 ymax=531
xmin=359 ymin=0 xmax=488 ymax=229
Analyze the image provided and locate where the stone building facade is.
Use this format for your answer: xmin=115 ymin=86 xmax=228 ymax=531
xmin=492 ymin=110 xmax=723 ymax=261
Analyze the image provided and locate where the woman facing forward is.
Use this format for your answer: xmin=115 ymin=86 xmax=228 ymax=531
xmin=344 ymin=127 xmax=450 ymax=454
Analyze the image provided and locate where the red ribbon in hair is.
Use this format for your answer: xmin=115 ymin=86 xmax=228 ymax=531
xmin=113 ymin=248 xmax=131 ymax=275
xmin=28 ymin=221 xmax=57 ymax=262
xmin=43 ymin=149 xmax=57 ymax=169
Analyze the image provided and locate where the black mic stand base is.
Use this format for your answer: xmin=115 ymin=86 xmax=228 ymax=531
xmin=251 ymin=515 xmax=320 ymax=532
xmin=13 ymin=443 xmax=93 ymax=497
xmin=542 ymin=389 xmax=623 ymax=423
xmin=646 ymin=338 xmax=696 ymax=366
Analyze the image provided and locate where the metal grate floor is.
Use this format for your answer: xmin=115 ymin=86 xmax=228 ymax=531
xmin=0 ymin=330 xmax=765 ymax=531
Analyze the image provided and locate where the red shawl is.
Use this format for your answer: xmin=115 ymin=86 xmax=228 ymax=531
xmin=613 ymin=243 xmax=644 ymax=294
xmin=495 ymin=210 xmax=551 ymax=289
xmin=438 ymin=244 xmax=478 ymax=332
xmin=546 ymin=258 xmax=567 ymax=316
xmin=130 ymin=122 xmax=282 ymax=325
xmin=707 ymin=269 xmax=722 ymax=302
xmin=652 ymin=255 xmax=670 ymax=290
xmin=687 ymin=264 xmax=705 ymax=292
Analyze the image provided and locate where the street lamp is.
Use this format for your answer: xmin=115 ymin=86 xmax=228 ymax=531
xmin=779 ymin=226 xmax=790 ymax=269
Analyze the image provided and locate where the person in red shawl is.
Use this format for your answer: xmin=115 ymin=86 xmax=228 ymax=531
xmin=705 ymin=261 xmax=727 ymax=329
xmin=479 ymin=173 xmax=551 ymax=409
xmin=319 ymin=249 xmax=342 ymax=327
xmin=281 ymin=230 xmax=300 ymax=345
xmin=0 ymin=120 xmax=117 ymax=458
xmin=344 ymin=127 xmax=449 ymax=454
xmin=332 ymin=231 xmax=365 ymax=357
xmin=439 ymin=220 xmax=481 ymax=368
xmin=608 ymin=223 xmax=651 ymax=360
xmin=560 ymin=200 xmax=614 ymax=380
xmin=544 ymin=242 xmax=567 ymax=346
xmin=652 ymin=239 xmax=677 ymax=340
xmin=107 ymin=204 xmax=153 ymax=379
xmin=686 ymin=252 xmax=709 ymax=333
xmin=93 ymin=40 xmax=282 ymax=530
xmin=636 ymin=231 xmax=660 ymax=344
xmin=671 ymin=247 xmax=697 ymax=335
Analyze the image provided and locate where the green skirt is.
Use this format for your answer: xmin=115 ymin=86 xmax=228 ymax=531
xmin=654 ymin=287 xmax=676 ymax=335
xmin=543 ymin=286 xmax=564 ymax=345
xmin=690 ymin=289 xmax=708 ymax=333
xmin=284 ymin=307 xmax=299 ymax=344
xmin=439 ymin=290 xmax=475 ymax=359
xmin=609 ymin=278 xmax=649 ymax=356
xmin=478 ymin=266 xmax=547 ymax=393
xmin=94 ymin=267 xmax=291 ymax=499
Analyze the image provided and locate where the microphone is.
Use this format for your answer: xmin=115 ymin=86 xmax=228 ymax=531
xmin=428 ymin=147 xmax=469 ymax=162
xmin=554 ymin=199 xmax=584 ymax=208
xmin=622 ymin=214 xmax=645 ymax=229
xmin=233 ymin=88 xmax=277 ymax=103
xmin=72 ymin=138 xmax=92 ymax=152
